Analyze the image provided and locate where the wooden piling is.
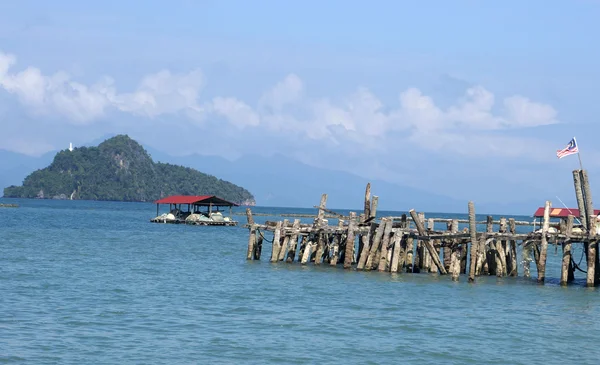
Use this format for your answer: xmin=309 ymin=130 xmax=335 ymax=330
xmin=508 ymin=218 xmax=518 ymax=276
xmin=573 ymin=170 xmax=588 ymax=230
xmin=537 ymin=201 xmax=551 ymax=283
xmin=390 ymin=232 xmax=402 ymax=273
xmin=364 ymin=183 xmax=371 ymax=221
xmin=254 ymin=235 xmax=263 ymax=260
xmin=582 ymin=170 xmax=594 ymax=229
xmin=560 ymin=215 xmax=574 ymax=286
xmin=587 ymin=214 xmax=597 ymax=287
xmin=370 ymin=196 xmax=379 ymax=219
xmin=497 ymin=218 xmax=508 ymax=277
xmin=468 ymin=201 xmax=478 ymax=282
xmin=443 ymin=221 xmax=452 ymax=272
xmin=301 ymin=238 xmax=315 ymax=265
xmin=378 ymin=219 xmax=394 ymax=272
xmin=483 ymin=215 xmax=494 ymax=276
xmin=246 ymin=208 xmax=256 ymax=260
xmin=406 ymin=236 xmax=414 ymax=273
xmin=366 ymin=219 xmax=386 ymax=270
xmin=329 ymin=220 xmax=344 ymax=265
xmin=343 ymin=212 xmax=357 ymax=269
xmin=270 ymin=221 xmax=283 ymax=262
xmin=449 ymin=219 xmax=460 ymax=281
xmin=286 ymin=219 xmax=301 ymax=262
xmin=408 ymin=209 xmax=447 ymax=274
xmin=277 ymin=219 xmax=290 ymax=261
xmin=357 ymin=223 xmax=376 ymax=270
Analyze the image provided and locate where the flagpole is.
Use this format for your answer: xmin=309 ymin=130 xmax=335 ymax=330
xmin=574 ymin=136 xmax=584 ymax=170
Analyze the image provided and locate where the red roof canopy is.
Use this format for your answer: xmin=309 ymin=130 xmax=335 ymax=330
xmin=533 ymin=207 xmax=600 ymax=218
xmin=154 ymin=195 xmax=239 ymax=206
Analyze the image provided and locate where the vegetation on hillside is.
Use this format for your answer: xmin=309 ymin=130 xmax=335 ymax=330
xmin=3 ymin=135 xmax=255 ymax=204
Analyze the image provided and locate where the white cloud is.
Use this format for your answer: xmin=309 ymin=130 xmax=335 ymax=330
xmin=210 ymin=97 xmax=260 ymax=128
xmin=0 ymin=49 xmax=560 ymax=161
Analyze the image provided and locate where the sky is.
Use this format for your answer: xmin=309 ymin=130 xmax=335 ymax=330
xmin=1 ymin=0 xmax=599 ymax=210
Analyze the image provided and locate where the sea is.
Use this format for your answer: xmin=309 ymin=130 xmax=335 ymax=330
xmin=1 ymin=198 xmax=599 ymax=364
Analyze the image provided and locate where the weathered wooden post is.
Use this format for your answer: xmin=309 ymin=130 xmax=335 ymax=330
xmin=301 ymin=236 xmax=315 ymax=265
xmin=370 ymin=196 xmax=379 ymax=219
xmin=483 ymin=215 xmax=494 ymax=275
xmin=443 ymin=221 xmax=452 ymax=272
xmin=409 ymin=209 xmax=447 ymax=274
xmin=329 ymin=219 xmax=344 ymax=266
xmin=270 ymin=221 xmax=283 ymax=262
xmin=357 ymin=222 xmax=376 ymax=270
xmin=277 ymin=219 xmax=290 ymax=261
xmin=560 ymin=215 xmax=574 ymax=286
xmin=364 ymin=183 xmax=371 ymax=221
xmin=587 ymin=214 xmax=597 ymax=287
xmin=390 ymin=231 xmax=403 ymax=273
xmin=468 ymin=201 xmax=478 ymax=282
xmin=286 ymin=219 xmax=301 ymax=262
xmin=378 ymin=218 xmax=394 ymax=272
xmin=537 ymin=201 xmax=551 ymax=283
xmin=343 ymin=212 xmax=357 ymax=269
xmin=508 ymin=218 xmax=518 ymax=276
xmin=497 ymin=218 xmax=508 ymax=277
xmin=427 ymin=218 xmax=439 ymax=273
xmin=246 ymin=208 xmax=256 ymax=260
xmin=449 ymin=219 xmax=461 ymax=281
xmin=366 ymin=220 xmax=386 ymax=270
xmin=573 ymin=170 xmax=588 ymax=230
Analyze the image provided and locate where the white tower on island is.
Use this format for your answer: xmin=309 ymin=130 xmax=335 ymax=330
xmin=69 ymin=142 xmax=73 ymax=152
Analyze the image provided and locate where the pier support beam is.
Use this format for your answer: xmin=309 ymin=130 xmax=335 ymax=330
xmin=560 ymin=215 xmax=574 ymax=286
xmin=537 ymin=201 xmax=551 ymax=283
xmin=343 ymin=212 xmax=357 ymax=269
xmin=409 ymin=209 xmax=447 ymax=275
xmin=468 ymin=201 xmax=478 ymax=282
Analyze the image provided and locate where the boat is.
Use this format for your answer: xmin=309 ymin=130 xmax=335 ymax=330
xmin=150 ymin=195 xmax=239 ymax=226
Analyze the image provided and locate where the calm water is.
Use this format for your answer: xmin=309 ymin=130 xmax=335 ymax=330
xmin=1 ymin=199 xmax=599 ymax=364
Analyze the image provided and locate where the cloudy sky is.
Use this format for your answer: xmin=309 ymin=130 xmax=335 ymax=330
xmin=1 ymin=0 xmax=599 ymax=208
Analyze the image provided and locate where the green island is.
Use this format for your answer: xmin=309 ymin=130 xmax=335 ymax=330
xmin=3 ymin=135 xmax=255 ymax=205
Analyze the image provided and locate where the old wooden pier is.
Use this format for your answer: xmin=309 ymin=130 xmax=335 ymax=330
xmin=245 ymin=170 xmax=600 ymax=287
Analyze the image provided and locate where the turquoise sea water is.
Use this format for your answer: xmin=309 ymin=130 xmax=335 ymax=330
xmin=1 ymin=199 xmax=600 ymax=364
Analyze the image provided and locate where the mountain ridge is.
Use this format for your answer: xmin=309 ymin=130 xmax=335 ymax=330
xmin=3 ymin=135 xmax=255 ymax=205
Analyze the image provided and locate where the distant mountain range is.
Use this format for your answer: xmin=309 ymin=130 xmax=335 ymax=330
xmin=0 ymin=138 xmax=542 ymax=215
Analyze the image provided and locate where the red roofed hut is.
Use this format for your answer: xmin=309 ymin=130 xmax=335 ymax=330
xmin=151 ymin=195 xmax=239 ymax=226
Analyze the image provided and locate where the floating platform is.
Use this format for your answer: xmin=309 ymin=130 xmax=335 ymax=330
xmin=150 ymin=194 xmax=239 ymax=227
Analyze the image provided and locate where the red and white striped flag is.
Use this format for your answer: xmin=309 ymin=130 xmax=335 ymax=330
xmin=556 ymin=138 xmax=579 ymax=159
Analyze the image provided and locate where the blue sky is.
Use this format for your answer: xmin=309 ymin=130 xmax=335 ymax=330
xmin=1 ymin=0 xmax=599 ymax=209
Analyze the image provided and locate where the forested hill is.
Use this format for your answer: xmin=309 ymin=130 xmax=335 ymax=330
xmin=3 ymin=135 xmax=255 ymax=205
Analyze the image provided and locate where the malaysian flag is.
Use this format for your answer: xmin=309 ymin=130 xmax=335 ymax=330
xmin=556 ymin=137 xmax=579 ymax=159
